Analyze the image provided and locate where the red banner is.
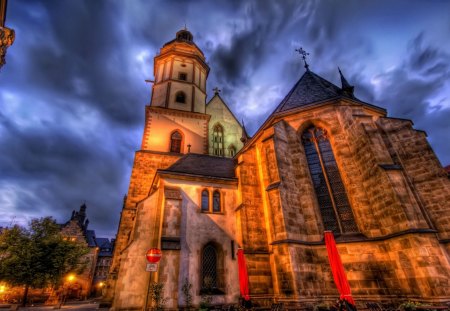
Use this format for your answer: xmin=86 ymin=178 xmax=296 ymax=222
xmin=237 ymin=249 xmax=250 ymax=301
xmin=324 ymin=231 xmax=356 ymax=307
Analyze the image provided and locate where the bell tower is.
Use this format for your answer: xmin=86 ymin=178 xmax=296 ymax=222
xmin=141 ymin=29 xmax=210 ymax=154
xmin=151 ymin=29 xmax=209 ymax=112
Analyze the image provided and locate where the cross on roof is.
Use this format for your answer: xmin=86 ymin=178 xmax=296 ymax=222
xmin=295 ymin=47 xmax=310 ymax=70
xmin=213 ymin=87 xmax=221 ymax=95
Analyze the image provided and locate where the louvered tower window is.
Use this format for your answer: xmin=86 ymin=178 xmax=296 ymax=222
xmin=213 ymin=124 xmax=224 ymax=156
xmin=302 ymin=126 xmax=358 ymax=234
xmin=201 ymin=244 xmax=218 ymax=290
xmin=170 ymin=131 xmax=182 ymax=153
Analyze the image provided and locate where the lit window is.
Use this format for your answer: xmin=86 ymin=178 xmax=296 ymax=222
xmin=201 ymin=189 xmax=222 ymax=213
xmin=170 ymin=131 xmax=182 ymax=153
xmin=175 ymin=91 xmax=186 ymax=103
xmin=213 ymin=124 xmax=224 ymax=157
xmin=302 ymin=126 xmax=358 ymax=234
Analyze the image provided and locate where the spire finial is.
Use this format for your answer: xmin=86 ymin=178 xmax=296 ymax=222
xmin=213 ymin=87 xmax=221 ymax=95
xmin=295 ymin=47 xmax=310 ymax=70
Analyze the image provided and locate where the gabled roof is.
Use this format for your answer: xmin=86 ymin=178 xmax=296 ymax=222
xmin=85 ymin=230 xmax=97 ymax=247
xmin=159 ymin=153 xmax=236 ymax=180
xmin=274 ymin=69 xmax=360 ymax=113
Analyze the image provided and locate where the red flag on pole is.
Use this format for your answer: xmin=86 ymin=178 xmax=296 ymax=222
xmin=324 ymin=231 xmax=356 ymax=307
xmin=237 ymin=248 xmax=250 ymax=301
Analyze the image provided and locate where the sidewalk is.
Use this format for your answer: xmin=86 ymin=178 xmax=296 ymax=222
xmin=0 ymin=301 xmax=108 ymax=311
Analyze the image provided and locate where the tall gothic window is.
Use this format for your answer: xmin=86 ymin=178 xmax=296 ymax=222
xmin=201 ymin=190 xmax=209 ymax=212
xmin=213 ymin=124 xmax=224 ymax=156
xmin=202 ymin=244 xmax=217 ymax=290
xmin=212 ymin=190 xmax=221 ymax=212
xmin=170 ymin=131 xmax=182 ymax=153
xmin=302 ymin=126 xmax=358 ymax=234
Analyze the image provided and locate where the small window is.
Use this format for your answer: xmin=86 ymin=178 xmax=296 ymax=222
xmin=213 ymin=191 xmax=221 ymax=212
xmin=170 ymin=131 xmax=182 ymax=153
xmin=201 ymin=190 xmax=209 ymax=212
xmin=178 ymin=73 xmax=187 ymax=81
xmin=228 ymin=145 xmax=236 ymax=157
xmin=175 ymin=91 xmax=186 ymax=103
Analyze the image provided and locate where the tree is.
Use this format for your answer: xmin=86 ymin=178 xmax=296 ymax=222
xmin=0 ymin=217 xmax=89 ymax=306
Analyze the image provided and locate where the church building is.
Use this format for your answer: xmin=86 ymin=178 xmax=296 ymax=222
xmin=106 ymin=29 xmax=450 ymax=309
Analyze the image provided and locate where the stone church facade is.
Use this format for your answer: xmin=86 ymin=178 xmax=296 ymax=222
xmin=106 ymin=29 xmax=450 ymax=309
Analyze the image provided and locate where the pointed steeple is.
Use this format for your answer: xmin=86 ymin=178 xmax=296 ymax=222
xmin=338 ymin=67 xmax=354 ymax=98
xmin=240 ymin=119 xmax=250 ymax=144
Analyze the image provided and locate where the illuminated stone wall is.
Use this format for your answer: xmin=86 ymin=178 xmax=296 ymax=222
xmin=206 ymin=95 xmax=244 ymax=157
xmin=140 ymin=106 xmax=210 ymax=154
xmin=112 ymin=178 xmax=240 ymax=310
xmin=106 ymin=151 xmax=180 ymax=303
xmin=236 ymin=100 xmax=450 ymax=305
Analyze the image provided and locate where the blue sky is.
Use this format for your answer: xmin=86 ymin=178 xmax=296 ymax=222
xmin=1 ymin=0 xmax=449 ymax=237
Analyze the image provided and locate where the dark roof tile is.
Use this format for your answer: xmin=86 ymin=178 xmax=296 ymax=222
xmin=274 ymin=70 xmax=357 ymax=113
xmin=161 ymin=153 xmax=236 ymax=179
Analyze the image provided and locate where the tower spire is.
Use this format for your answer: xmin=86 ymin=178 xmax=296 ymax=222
xmin=338 ymin=67 xmax=354 ymax=98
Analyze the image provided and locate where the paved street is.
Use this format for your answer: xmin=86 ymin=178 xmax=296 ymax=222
xmin=0 ymin=302 xmax=108 ymax=311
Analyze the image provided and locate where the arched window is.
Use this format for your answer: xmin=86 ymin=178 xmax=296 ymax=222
xmin=302 ymin=126 xmax=358 ymax=234
xmin=228 ymin=144 xmax=236 ymax=157
xmin=201 ymin=190 xmax=209 ymax=212
xmin=201 ymin=244 xmax=217 ymax=290
xmin=170 ymin=131 xmax=182 ymax=153
xmin=213 ymin=124 xmax=224 ymax=156
xmin=175 ymin=91 xmax=186 ymax=103
xmin=212 ymin=190 xmax=221 ymax=212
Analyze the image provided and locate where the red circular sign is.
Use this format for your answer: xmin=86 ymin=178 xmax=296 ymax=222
xmin=146 ymin=248 xmax=162 ymax=263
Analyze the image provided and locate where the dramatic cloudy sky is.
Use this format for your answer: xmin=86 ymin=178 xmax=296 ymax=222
xmin=1 ymin=0 xmax=449 ymax=237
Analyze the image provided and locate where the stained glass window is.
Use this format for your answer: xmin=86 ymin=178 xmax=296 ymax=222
xmin=302 ymin=126 xmax=358 ymax=234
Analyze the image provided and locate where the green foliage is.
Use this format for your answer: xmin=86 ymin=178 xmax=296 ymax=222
xmin=148 ymin=282 xmax=168 ymax=311
xmin=399 ymin=301 xmax=423 ymax=311
xmin=199 ymin=293 xmax=212 ymax=310
xmin=181 ymin=278 xmax=193 ymax=309
xmin=0 ymin=217 xmax=89 ymax=303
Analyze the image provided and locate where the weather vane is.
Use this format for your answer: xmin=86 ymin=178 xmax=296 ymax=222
xmin=213 ymin=87 xmax=221 ymax=95
xmin=295 ymin=47 xmax=310 ymax=70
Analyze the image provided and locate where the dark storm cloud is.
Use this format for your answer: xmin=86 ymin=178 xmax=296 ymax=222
xmin=14 ymin=0 xmax=146 ymax=126
xmin=1 ymin=0 xmax=449 ymax=238
xmin=372 ymin=33 xmax=450 ymax=165
xmin=209 ymin=1 xmax=311 ymax=87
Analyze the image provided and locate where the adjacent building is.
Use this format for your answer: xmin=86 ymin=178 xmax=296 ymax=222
xmin=61 ymin=204 xmax=114 ymax=298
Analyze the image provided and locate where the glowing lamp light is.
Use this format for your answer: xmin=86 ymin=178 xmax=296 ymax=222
xmin=0 ymin=285 xmax=6 ymax=293
xmin=67 ymin=274 xmax=76 ymax=282
xmin=98 ymin=282 xmax=104 ymax=287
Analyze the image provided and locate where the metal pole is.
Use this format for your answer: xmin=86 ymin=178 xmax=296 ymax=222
xmin=143 ymin=270 xmax=152 ymax=311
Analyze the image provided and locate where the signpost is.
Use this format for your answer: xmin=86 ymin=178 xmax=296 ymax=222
xmin=143 ymin=248 xmax=162 ymax=311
